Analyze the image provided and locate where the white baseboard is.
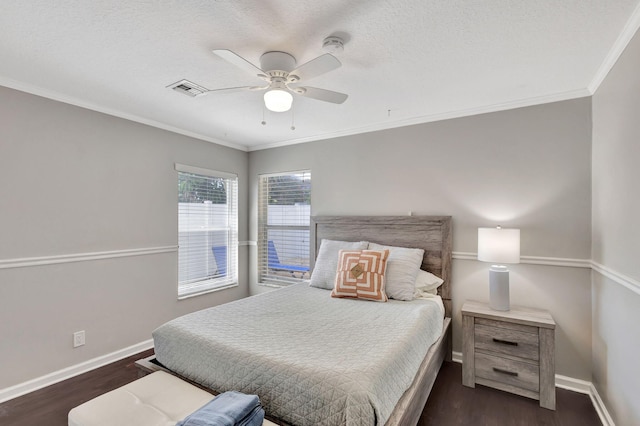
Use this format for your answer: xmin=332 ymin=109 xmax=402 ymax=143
xmin=589 ymin=383 xmax=616 ymax=426
xmin=555 ymin=374 xmax=591 ymax=394
xmin=0 ymin=343 xmax=616 ymax=426
xmin=451 ymin=351 xmax=614 ymax=426
xmin=0 ymin=339 xmax=153 ymax=404
xmin=557 ymin=375 xmax=615 ymax=426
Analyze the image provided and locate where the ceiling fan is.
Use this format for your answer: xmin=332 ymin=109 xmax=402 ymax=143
xmin=202 ymin=46 xmax=348 ymax=112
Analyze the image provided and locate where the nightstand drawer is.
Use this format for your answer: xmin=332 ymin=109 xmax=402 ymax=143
xmin=462 ymin=301 xmax=556 ymax=409
xmin=475 ymin=317 xmax=538 ymax=334
xmin=475 ymin=352 xmax=539 ymax=392
xmin=475 ymin=323 xmax=539 ymax=361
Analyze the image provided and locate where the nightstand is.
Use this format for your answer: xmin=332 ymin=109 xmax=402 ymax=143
xmin=461 ymin=300 xmax=556 ymax=410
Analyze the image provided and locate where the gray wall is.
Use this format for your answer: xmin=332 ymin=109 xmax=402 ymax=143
xmin=8 ymin=43 xmax=637 ymax=417
xmin=249 ymin=98 xmax=593 ymax=380
xmin=0 ymin=86 xmax=249 ymax=389
xmin=592 ymin=26 xmax=640 ymax=425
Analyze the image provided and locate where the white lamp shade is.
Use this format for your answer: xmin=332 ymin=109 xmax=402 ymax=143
xmin=478 ymin=227 xmax=520 ymax=264
xmin=264 ymin=89 xmax=293 ymax=112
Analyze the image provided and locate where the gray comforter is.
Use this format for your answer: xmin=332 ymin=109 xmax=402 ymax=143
xmin=153 ymin=284 xmax=443 ymax=426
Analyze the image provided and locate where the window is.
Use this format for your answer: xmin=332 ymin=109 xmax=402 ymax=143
xmin=258 ymin=171 xmax=311 ymax=286
xmin=176 ymin=164 xmax=238 ymax=298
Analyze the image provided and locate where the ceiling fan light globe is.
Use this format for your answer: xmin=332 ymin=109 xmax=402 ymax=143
xmin=264 ymin=89 xmax=293 ymax=112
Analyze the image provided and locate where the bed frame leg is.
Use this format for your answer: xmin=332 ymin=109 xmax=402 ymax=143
xmin=445 ymin=319 xmax=453 ymax=362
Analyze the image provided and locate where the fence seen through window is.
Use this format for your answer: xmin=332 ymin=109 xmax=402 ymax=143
xmin=258 ymin=171 xmax=311 ymax=286
xmin=176 ymin=164 xmax=238 ymax=297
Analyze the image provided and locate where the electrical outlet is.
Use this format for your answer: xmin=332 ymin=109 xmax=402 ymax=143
xmin=73 ymin=330 xmax=85 ymax=348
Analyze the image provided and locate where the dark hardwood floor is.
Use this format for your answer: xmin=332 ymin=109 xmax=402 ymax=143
xmin=420 ymin=362 xmax=601 ymax=426
xmin=0 ymin=349 xmax=154 ymax=426
xmin=1 ymin=355 xmax=601 ymax=426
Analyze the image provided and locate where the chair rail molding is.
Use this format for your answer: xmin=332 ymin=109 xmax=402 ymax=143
xmin=454 ymin=252 xmax=640 ymax=296
xmin=453 ymin=252 xmax=592 ymax=268
xmin=591 ymin=260 xmax=640 ymax=296
xmin=0 ymin=246 xmax=178 ymax=270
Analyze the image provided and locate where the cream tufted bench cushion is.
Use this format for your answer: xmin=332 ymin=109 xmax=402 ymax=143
xmin=68 ymin=371 xmax=277 ymax=426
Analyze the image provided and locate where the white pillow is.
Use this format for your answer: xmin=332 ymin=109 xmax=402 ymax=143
xmin=309 ymin=239 xmax=369 ymax=290
xmin=414 ymin=270 xmax=444 ymax=296
xmin=368 ymin=243 xmax=424 ymax=301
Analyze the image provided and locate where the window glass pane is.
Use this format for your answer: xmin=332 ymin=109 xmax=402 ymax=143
xmin=258 ymin=171 xmax=311 ymax=286
xmin=177 ymin=167 xmax=238 ymax=297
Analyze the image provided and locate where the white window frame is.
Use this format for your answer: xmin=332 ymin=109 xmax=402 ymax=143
xmin=176 ymin=163 xmax=238 ymax=299
xmin=258 ymin=170 xmax=311 ymax=287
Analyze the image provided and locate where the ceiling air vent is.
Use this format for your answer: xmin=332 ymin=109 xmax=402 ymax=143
xmin=167 ymin=79 xmax=209 ymax=97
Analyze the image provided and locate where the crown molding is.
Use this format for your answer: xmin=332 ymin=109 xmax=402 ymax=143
xmin=1 ymin=75 xmax=591 ymax=153
xmin=248 ymin=89 xmax=591 ymax=151
xmin=588 ymin=1 xmax=640 ymax=93
xmin=0 ymin=77 xmax=248 ymax=152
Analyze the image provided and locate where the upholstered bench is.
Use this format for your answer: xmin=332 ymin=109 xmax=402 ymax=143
xmin=68 ymin=371 xmax=277 ymax=426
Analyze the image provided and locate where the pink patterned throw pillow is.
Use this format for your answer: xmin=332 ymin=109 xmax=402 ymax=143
xmin=331 ymin=249 xmax=389 ymax=302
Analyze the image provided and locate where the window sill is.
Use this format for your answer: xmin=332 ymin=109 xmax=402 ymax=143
xmin=258 ymin=282 xmax=287 ymax=289
xmin=178 ymin=282 xmax=238 ymax=300
xmin=258 ymin=279 xmax=309 ymax=288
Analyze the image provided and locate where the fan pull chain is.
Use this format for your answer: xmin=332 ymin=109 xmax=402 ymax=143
xmin=291 ymin=104 xmax=296 ymax=131
xmin=261 ymin=104 xmax=267 ymax=125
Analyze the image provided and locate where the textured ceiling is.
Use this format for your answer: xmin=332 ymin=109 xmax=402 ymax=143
xmin=1 ymin=0 xmax=639 ymax=151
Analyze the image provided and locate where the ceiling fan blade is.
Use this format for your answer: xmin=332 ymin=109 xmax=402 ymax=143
xmin=289 ymin=54 xmax=341 ymax=82
xmin=212 ymin=49 xmax=267 ymax=80
xmin=205 ymin=86 xmax=269 ymax=94
xmin=295 ymin=86 xmax=348 ymax=104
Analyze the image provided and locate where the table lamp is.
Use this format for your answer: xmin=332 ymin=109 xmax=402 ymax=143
xmin=478 ymin=226 xmax=520 ymax=311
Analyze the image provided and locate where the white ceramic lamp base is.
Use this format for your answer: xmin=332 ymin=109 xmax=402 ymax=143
xmin=489 ymin=265 xmax=510 ymax=311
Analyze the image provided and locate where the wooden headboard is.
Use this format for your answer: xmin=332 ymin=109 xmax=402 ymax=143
xmin=310 ymin=216 xmax=453 ymax=317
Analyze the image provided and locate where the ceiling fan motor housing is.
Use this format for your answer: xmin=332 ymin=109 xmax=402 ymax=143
xmin=260 ymin=51 xmax=296 ymax=74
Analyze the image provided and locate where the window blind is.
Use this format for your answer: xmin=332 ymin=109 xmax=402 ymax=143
xmin=258 ymin=171 xmax=311 ymax=286
xmin=176 ymin=164 xmax=238 ymax=298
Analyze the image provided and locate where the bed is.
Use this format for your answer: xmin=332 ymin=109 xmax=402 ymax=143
xmin=144 ymin=215 xmax=452 ymax=426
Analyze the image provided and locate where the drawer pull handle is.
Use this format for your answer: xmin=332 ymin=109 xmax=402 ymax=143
xmin=493 ymin=367 xmax=518 ymax=377
xmin=493 ymin=338 xmax=518 ymax=346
